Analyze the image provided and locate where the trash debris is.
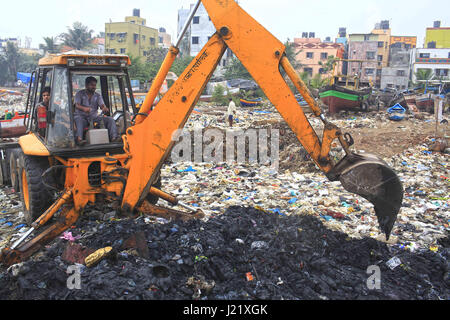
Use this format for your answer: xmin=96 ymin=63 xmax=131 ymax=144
xmin=386 ymin=256 xmax=402 ymax=270
xmin=84 ymin=247 xmax=113 ymax=268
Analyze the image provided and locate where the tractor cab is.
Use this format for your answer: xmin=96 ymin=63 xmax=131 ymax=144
xmin=24 ymin=52 xmax=138 ymax=156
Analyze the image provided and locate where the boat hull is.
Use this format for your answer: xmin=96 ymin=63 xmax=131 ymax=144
xmin=319 ymin=85 xmax=371 ymax=113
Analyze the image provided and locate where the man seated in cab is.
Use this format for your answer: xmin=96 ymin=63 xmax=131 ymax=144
xmin=74 ymin=76 xmax=120 ymax=146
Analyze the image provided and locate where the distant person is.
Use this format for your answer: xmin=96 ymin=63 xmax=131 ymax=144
xmin=74 ymin=76 xmax=120 ymax=146
xmin=227 ymin=98 xmax=237 ymax=127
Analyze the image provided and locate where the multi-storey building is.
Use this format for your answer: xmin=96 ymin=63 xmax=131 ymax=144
xmin=371 ymin=21 xmax=391 ymax=70
xmin=292 ymin=35 xmax=344 ymax=78
xmin=390 ymin=36 xmax=417 ymax=49
xmin=381 ymin=44 xmax=412 ymax=90
xmin=410 ymin=48 xmax=450 ymax=83
xmin=177 ymin=2 xmax=231 ymax=66
xmin=348 ymin=33 xmax=379 ymax=85
xmin=105 ymin=9 xmax=158 ymax=58
xmin=158 ymin=28 xmax=172 ymax=49
xmin=425 ymin=21 xmax=450 ymax=49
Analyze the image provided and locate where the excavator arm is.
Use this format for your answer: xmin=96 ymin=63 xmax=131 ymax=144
xmin=121 ymin=0 xmax=403 ymax=237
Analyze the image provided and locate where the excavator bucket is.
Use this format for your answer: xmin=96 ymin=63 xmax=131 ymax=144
xmin=332 ymin=153 xmax=403 ymax=240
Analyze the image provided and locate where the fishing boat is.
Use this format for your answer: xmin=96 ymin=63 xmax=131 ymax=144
xmin=416 ymin=94 xmax=434 ymax=113
xmin=387 ymin=104 xmax=406 ymax=121
xmin=240 ymin=97 xmax=262 ymax=107
xmin=319 ymin=84 xmax=371 ymax=113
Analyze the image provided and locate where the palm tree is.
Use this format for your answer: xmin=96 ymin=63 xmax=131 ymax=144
xmin=61 ymin=22 xmax=93 ymax=50
xmin=284 ymin=39 xmax=303 ymax=70
xmin=40 ymin=36 xmax=60 ymax=54
xmin=414 ymin=68 xmax=433 ymax=88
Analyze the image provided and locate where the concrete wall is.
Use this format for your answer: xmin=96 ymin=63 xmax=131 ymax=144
xmin=380 ymin=67 xmax=410 ymax=90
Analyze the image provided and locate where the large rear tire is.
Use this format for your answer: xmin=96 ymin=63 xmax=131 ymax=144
xmin=18 ymin=153 xmax=53 ymax=225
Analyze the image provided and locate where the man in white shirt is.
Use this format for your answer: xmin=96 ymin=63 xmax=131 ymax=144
xmin=227 ymin=98 xmax=237 ymax=127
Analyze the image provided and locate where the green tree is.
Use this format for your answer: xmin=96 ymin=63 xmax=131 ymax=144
xmin=146 ymin=47 xmax=168 ymax=65
xmin=284 ymin=39 xmax=302 ymax=70
xmin=223 ymin=57 xmax=251 ymax=80
xmin=170 ymin=56 xmax=194 ymax=76
xmin=318 ymin=55 xmax=337 ymax=74
xmin=39 ymin=36 xmax=60 ymax=54
xmin=309 ymin=74 xmax=328 ymax=89
xmin=61 ymin=22 xmax=93 ymax=50
xmin=128 ymin=55 xmax=150 ymax=83
xmin=414 ymin=68 xmax=433 ymax=88
xmin=0 ymin=42 xmax=21 ymax=84
xmin=212 ymin=84 xmax=228 ymax=105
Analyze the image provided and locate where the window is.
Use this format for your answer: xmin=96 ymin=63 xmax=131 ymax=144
xmin=397 ymin=70 xmax=405 ymax=76
xmin=419 ymin=53 xmax=430 ymax=58
xmin=109 ymin=49 xmax=116 ymax=54
xmin=319 ymin=68 xmax=326 ymax=74
xmin=377 ymin=55 xmax=383 ymax=61
xmin=378 ymin=41 xmax=384 ymax=48
xmin=405 ymin=44 xmax=411 ymax=49
xmin=387 ymin=84 xmax=394 ymax=88
xmin=109 ymin=33 xmax=116 ymax=40
xmin=366 ymin=51 xmax=375 ymax=60
xmin=365 ymin=68 xmax=375 ymax=75
xmin=120 ymin=48 xmax=126 ymax=54
xmin=150 ymin=38 xmax=155 ymax=46
xmin=320 ymin=52 xmax=328 ymax=60
xmin=306 ymin=52 xmax=313 ymax=59
xmin=436 ymin=69 xmax=448 ymax=76
xmin=142 ymin=35 xmax=146 ymax=41
xmin=303 ymin=68 xmax=313 ymax=76
xmin=192 ymin=37 xmax=199 ymax=45
xmin=47 ymin=67 xmax=72 ymax=148
xmin=376 ymin=69 xmax=382 ymax=76
xmin=364 ymin=35 xmax=370 ymax=41
xmin=159 ymin=36 xmax=163 ymax=43
xmin=133 ymin=34 xmax=139 ymax=44
xmin=193 ymin=16 xmax=200 ymax=24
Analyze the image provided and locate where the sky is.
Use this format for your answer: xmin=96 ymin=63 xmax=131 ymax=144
xmin=0 ymin=0 xmax=448 ymax=48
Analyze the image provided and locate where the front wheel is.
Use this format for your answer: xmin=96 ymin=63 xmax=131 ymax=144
xmin=18 ymin=153 xmax=53 ymax=225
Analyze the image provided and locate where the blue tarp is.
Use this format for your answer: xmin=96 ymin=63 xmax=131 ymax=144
xmin=16 ymin=72 xmax=32 ymax=84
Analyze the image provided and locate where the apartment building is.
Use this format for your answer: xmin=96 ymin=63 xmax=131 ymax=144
xmin=105 ymin=9 xmax=158 ymax=58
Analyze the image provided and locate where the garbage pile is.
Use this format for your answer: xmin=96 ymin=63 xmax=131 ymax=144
xmin=0 ymin=206 xmax=448 ymax=300
xmin=0 ymin=103 xmax=448 ymax=300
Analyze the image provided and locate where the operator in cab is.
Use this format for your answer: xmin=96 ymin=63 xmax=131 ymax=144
xmin=74 ymin=76 xmax=120 ymax=146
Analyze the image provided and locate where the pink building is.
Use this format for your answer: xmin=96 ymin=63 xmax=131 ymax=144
xmin=293 ymin=37 xmax=344 ymax=77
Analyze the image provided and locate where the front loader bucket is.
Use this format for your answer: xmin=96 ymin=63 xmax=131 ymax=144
xmin=330 ymin=153 xmax=403 ymax=239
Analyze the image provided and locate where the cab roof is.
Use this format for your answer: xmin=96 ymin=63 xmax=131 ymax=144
xmin=38 ymin=51 xmax=131 ymax=67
